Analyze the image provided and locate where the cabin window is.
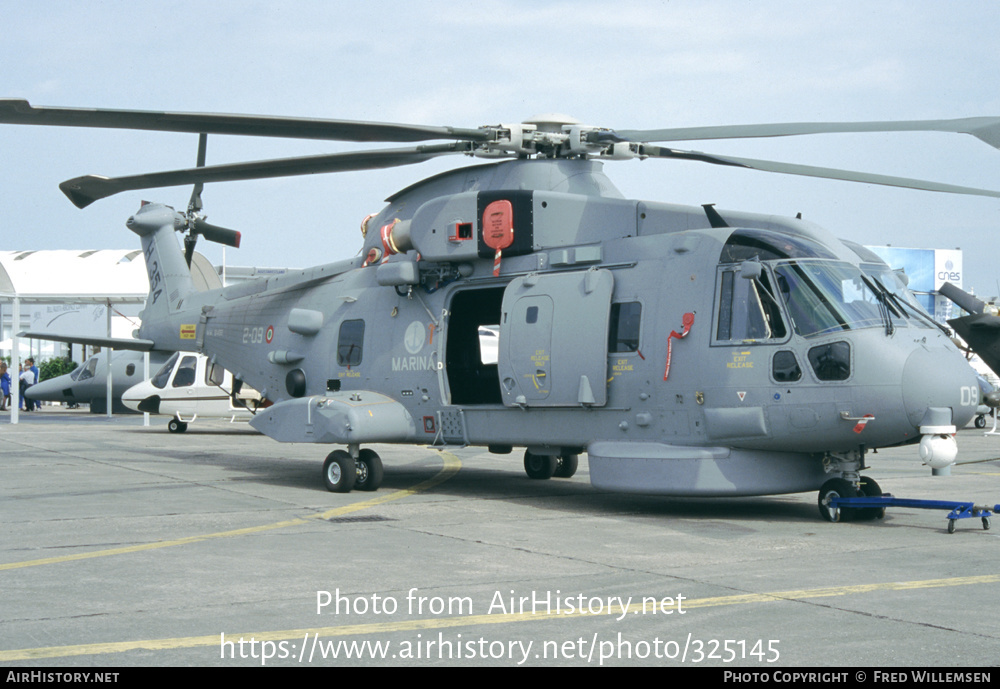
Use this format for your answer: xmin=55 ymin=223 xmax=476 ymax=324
xmin=126 ymin=363 xmax=136 ymax=377
xmin=172 ymin=356 xmax=198 ymax=388
xmin=206 ymin=362 xmax=225 ymax=386
xmin=337 ymin=319 xmax=365 ymax=366
xmin=608 ymin=301 xmax=641 ymax=353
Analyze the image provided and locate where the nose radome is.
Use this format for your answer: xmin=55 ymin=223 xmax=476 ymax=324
xmin=901 ymin=347 xmax=978 ymax=430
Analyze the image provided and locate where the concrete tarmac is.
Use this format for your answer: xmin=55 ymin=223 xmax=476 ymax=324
xmin=1 ymin=409 xmax=998 ymax=668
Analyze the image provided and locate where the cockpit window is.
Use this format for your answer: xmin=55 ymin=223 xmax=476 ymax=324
xmin=809 ymin=341 xmax=852 ymax=381
xmin=172 ymin=356 xmax=198 ymax=388
xmin=74 ymin=356 xmax=99 ymax=381
xmin=860 ymin=263 xmax=937 ymax=330
xmin=714 ymin=266 xmax=787 ymax=343
xmin=773 ymin=261 xmax=885 ymax=337
xmin=719 ymin=229 xmax=838 ymax=263
xmin=151 ymin=352 xmax=179 ymax=389
xmin=772 ymin=350 xmax=802 ymax=382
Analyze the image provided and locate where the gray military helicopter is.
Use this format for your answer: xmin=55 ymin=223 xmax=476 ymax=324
xmin=3 ymin=100 xmax=998 ymax=521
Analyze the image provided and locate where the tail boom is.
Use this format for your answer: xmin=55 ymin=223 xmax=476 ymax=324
xmin=127 ymin=203 xmax=202 ymax=351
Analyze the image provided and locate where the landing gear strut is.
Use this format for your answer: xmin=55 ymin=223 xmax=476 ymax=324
xmin=818 ymin=448 xmax=885 ymax=522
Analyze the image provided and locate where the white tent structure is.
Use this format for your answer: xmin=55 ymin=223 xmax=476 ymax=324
xmin=0 ymin=248 xmax=219 ymax=424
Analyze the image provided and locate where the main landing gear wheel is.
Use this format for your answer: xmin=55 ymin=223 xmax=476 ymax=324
xmin=553 ymin=454 xmax=579 ymax=478
xmin=524 ymin=450 xmax=557 ymax=479
xmin=355 ymin=449 xmax=384 ymax=492
xmin=818 ymin=478 xmax=858 ymax=523
xmin=323 ymin=450 xmax=357 ymax=493
xmin=168 ymin=418 xmax=188 ymax=433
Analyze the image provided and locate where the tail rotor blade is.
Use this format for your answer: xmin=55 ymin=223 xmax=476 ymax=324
xmin=192 ymin=217 xmax=241 ymax=248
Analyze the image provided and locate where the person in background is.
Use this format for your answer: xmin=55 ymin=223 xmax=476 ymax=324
xmin=27 ymin=358 xmax=40 ymax=410
xmin=19 ymin=362 xmax=36 ymax=411
xmin=0 ymin=362 xmax=10 ymax=411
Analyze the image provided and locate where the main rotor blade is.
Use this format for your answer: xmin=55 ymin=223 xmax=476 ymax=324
xmin=606 ymin=117 xmax=1000 ymax=150
xmin=640 ymin=145 xmax=1000 ymax=199
xmin=0 ymin=99 xmax=489 ymax=144
xmin=188 ymin=132 xmax=208 ymax=214
xmin=59 ymin=143 xmax=470 ymax=208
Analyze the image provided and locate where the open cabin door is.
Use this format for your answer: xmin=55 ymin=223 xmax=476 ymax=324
xmin=498 ymin=269 xmax=613 ymax=407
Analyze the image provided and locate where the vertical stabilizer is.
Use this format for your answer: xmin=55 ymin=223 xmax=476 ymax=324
xmin=127 ymin=203 xmax=198 ymax=348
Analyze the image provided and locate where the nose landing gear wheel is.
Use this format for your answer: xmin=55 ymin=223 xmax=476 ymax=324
xmin=168 ymin=418 xmax=188 ymax=433
xmin=858 ymin=476 xmax=885 ymax=520
xmin=818 ymin=478 xmax=858 ymax=522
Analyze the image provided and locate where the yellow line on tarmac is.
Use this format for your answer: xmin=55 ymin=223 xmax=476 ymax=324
xmin=2 ymin=573 xmax=998 ymax=662
xmin=0 ymin=453 xmax=461 ymax=572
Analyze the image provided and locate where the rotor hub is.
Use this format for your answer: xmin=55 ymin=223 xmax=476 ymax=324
xmin=522 ymin=113 xmax=581 ymax=132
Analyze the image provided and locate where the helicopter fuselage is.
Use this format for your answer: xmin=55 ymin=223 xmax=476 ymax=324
xmin=130 ymin=159 xmax=978 ymax=497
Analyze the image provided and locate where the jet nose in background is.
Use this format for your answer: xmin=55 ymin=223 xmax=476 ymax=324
xmin=24 ymin=377 xmax=72 ymax=402
xmin=901 ymin=347 xmax=979 ymax=430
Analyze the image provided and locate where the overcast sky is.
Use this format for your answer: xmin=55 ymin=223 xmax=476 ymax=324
xmin=3 ymin=1 xmax=1000 ymax=292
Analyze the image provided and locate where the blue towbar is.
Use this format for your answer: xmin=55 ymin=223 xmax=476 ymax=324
xmin=830 ymin=493 xmax=997 ymax=533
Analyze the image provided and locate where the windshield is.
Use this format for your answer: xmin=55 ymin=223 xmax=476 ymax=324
xmin=773 ymin=261 xmax=886 ymax=337
xmin=861 ymin=263 xmax=938 ymax=330
xmin=73 ymin=356 xmax=99 ymax=381
xmin=151 ymin=352 xmax=179 ymax=389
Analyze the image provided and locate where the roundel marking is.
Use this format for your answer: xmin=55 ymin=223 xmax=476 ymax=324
xmin=404 ymin=321 xmax=426 ymax=354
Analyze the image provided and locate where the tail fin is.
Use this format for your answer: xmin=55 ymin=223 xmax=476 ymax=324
xmin=127 ymin=203 xmax=198 ymax=348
